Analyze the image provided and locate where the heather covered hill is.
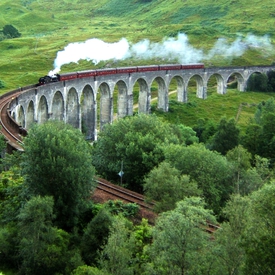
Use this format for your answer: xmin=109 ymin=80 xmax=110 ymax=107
xmin=0 ymin=0 xmax=275 ymax=90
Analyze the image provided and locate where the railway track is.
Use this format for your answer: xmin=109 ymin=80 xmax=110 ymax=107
xmin=94 ymin=178 xmax=220 ymax=233
xmin=94 ymin=178 xmax=154 ymax=210
xmin=0 ymin=90 xmax=24 ymax=151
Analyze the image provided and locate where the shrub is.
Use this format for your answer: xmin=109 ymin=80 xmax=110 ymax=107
xmin=2 ymin=25 xmax=21 ymax=39
xmin=0 ymin=80 xmax=5 ymax=89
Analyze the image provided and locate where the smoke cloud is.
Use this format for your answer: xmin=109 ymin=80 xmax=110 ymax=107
xmin=207 ymin=34 xmax=273 ymax=59
xmin=49 ymin=33 xmax=273 ymax=75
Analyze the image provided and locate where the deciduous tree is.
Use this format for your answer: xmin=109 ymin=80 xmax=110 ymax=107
xmin=226 ymin=145 xmax=262 ymax=194
xmin=21 ymin=121 xmax=95 ymax=230
xmin=145 ymin=197 xmax=216 ymax=275
xmin=81 ymin=209 xmax=113 ymax=265
xmin=99 ymin=217 xmax=135 ymax=275
xmin=164 ymin=143 xmax=234 ymax=215
xmin=143 ymin=161 xmax=201 ymax=212
xmin=18 ymin=196 xmax=82 ymax=275
xmin=213 ymin=194 xmax=250 ymax=275
xmin=243 ymin=183 xmax=275 ymax=274
xmin=92 ymin=114 xmax=184 ymax=192
xmin=210 ymin=117 xmax=240 ymax=155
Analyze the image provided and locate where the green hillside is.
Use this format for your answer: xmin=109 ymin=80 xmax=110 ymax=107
xmin=0 ymin=0 xmax=275 ymax=129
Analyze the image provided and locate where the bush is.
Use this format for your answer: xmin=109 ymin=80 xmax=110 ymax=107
xmin=0 ymin=79 xmax=5 ymax=89
xmin=2 ymin=25 xmax=21 ymax=39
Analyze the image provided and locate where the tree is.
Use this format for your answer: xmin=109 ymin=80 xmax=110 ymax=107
xmin=0 ymin=168 xmax=24 ymax=224
xmin=254 ymin=98 xmax=275 ymax=124
xmin=2 ymin=24 xmax=21 ymax=38
xmin=254 ymin=155 xmax=273 ymax=182
xmin=226 ymin=145 xmax=260 ymax=195
xmin=213 ymin=194 xmax=250 ymax=275
xmin=170 ymin=124 xmax=198 ymax=145
xmin=99 ymin=217 xmax=136 ymax=275
xmin=143 ymin=161 xmax=202 ymax=212
xmin=21 ymin=121 xmax=95 ymax=230
xmin=241 ymin=182 xmax=275 ymax=274
xmin=164 ymin=143 xmax=234 ymax=215
xmin=259 ymin=112 xmax=275 ymax=162
xmin=144 ymin=197 xmax=216 ymax=275
xmin=92 ymin=114 xmax=183 ymax=192
xmin=242 ymin=98 xmax=275 ymax=162
xmin=0 ymin=133 xmax=6 ymax=157
xmin=132 ymin=218 xmax=152 ymax=273
xmin=18 ymin=196 xmax=83 ymax=275
xmin=242 ymin=123 xmax=262 ymax=157
xmin=0 ymin=223 xmax=19 ymax=268
xmin=210 ymin=117 xmax=240 ymax=155
xmin=81 ymin=208 xmax=113 ymax=265
xmin=193 ymin=118 xmax=217 ymax=144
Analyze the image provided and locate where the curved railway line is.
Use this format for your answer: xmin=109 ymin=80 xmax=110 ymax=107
xmin=94 ymin=178 xmax=154 ymax=210
xmin=0 ymin=89 xmax=25 ymax=151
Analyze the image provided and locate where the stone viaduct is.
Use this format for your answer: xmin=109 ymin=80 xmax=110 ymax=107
xmin=9 ymin=65 xmax=274 ymax=140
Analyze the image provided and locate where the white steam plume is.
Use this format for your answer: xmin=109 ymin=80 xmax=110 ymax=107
xmin=49 ymin=33 xmax=273 ymax=75
xmin=207 ymin=34 xmax=273 ymax=59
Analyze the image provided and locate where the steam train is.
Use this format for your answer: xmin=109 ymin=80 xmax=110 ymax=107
xmin=38 ymin=63 xmax=205 ymax=85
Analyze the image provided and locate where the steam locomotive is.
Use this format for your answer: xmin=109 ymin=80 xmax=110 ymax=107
xmin=38 ymin=74 xmax=60 ymax=85
xmin=38 ymin=63 xmax=205 ymax=85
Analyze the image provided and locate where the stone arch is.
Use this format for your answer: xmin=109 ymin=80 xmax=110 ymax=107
xmin=246 ymin=70 xmax=263 ymax=81
xmin=81 ymin=85 xmax=96 ymax=140
xmin=26 ymin=100 xmax=35 ymax=129
xmin=245 ymin=71 xmax=268 ymax=92
xmin=17 ymin=105 xmax=25 ymax=127
xmin=187 ymin=74 xmax=205 ymax=99
xmin=66 ymin=87 xmax=79 ymax=128
xmin=115 ymin=80 xmax=128 ymax=119
xmin=99 ymin=82 xmax=111 ymax=130
xmin=207 ymin=73 xmax=226 ymax=95
xmin=52 ymin=91 xmax=64 ymax=121
xmin=37 ymin=95 xmax=48 ymax=124
xmin=151 ymin=76 xmax=167 ymax=111
xmin=168 ymin=76 xmax=185 ymax=102
xmin=227 ymin=72 xmax=245 ymax=91
xmin=134 ymin=78 xmax=150 ymax=114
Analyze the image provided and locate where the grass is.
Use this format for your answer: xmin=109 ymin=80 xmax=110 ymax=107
xmin=0 ymin=0 xmax=274 ymax=128
xmin=152 ymin=88 xmax=274 ymax=132
xmin=0 ymin=0 xmax=275 ymax=91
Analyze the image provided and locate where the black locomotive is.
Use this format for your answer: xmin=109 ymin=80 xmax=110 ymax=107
xmin=38 ymin=74 xmax=60 ymax=85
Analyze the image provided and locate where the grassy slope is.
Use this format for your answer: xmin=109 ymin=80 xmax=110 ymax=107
xmin=0 ymin=0 xmax=274 ymax=128
xmin=152 ymin=88 xmax=274 ymax=131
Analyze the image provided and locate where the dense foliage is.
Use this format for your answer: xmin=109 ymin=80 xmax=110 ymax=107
xmin=21 ymin=121 xmax=96 ymax=230
xmin=1 ymin=25 xmax=21 ymax=39
xmin=1 ymin=101 xmax=275 ymax=274
xmin=247 ymin=71 xmax=275 ymax=92
xmin=92 ymin=114 xmax=197 ymax=192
